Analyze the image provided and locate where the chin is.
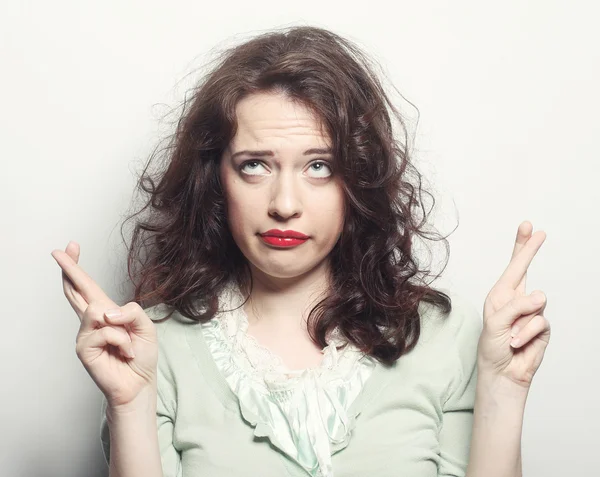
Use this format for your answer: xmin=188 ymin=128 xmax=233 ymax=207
xmin=245 ymin=251 xmax=328 ymax=281
xmin=235 ymin=236 xmax=335 ymax=281
xmin=251 ymin=262 xmax=313 ymax=280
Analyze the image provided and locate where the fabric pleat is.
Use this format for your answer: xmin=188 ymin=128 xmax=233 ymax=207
xmin=200 ymin=282 xmax=377 ymax=477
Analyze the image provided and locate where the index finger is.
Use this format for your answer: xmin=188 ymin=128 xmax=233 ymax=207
xmin=498 ymin=229 xmax=546 ymax=291
xmin=50 ymin=248 xmax=112 ymax=307
xmin=511 ymin=221 xmax=533 ymax=294
xmin=59 ymin=242 xmax=89 ymax=319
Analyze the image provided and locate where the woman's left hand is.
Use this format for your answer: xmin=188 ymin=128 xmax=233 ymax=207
xmin=477 ymin=221 xmax=551 ymax=389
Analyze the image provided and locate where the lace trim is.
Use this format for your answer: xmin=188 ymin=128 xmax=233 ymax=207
xmin=198 ymin=281 xmax=378 ymax=477
xmin=214 ymin=308 xmax=364 ymax=391
xmin=216 ymin=283 xmax=356 ymax=385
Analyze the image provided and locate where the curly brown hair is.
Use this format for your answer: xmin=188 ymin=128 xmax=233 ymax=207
xmin=120 ymin=25 xmax=454 ymax=366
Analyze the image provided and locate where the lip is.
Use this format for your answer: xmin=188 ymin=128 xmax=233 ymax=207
xmin=258 ymin=229 xmax=309 ymax=248
xmin=260 ymin=229 xmax=309 ymax=239
xmin=259 ymin=235 xmax=308 ymax=248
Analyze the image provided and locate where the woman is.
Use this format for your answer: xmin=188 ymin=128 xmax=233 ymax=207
xmin=51 ymin=26 xmax=550 ymax=477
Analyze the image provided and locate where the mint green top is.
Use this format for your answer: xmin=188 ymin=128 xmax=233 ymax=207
xmin=100 ymin=287 xmax=482 ymax=477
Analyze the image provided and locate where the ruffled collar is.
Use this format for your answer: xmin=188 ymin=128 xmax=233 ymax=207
xmin=200 ymin=282 xmax=377 ymax=477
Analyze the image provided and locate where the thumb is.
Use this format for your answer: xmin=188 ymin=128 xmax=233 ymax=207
xmin=496 ymin=292 xmax=546 ymax=330
xmin=104 ymin=302 xmax=156 ymax=340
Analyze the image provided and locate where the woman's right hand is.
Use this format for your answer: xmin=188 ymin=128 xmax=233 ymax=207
xmin=51 ymin=241 xmax=158 ymax=409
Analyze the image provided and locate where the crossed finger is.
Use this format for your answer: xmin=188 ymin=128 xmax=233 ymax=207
xmin=510 ymin=221 xmax=533 ymax=295
xmin=499 ymin=227 xmax=546 ymax=292
xmin=51 ymin=242 xmax=116 ymax=321
xmin=59 ymin=242 xmax=88 ymax=318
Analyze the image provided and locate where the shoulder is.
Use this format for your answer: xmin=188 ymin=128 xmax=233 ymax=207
xmin=142 ymin=302 xmax=205 ymax=384
xmin=414 ymin=287 xmax=483 ymax=362
xmin=441 ymin=287 xmax=482 ymax=339
xmin=142 ymin=302 xmax=200 ymax=343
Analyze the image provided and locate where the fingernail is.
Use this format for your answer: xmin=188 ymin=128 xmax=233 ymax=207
xmin=127 ymin=347 xmax=136 ymax=358
xmin=105 ymin=308 xmax=122 ymax=319
xmin=511 ymin=326 xmax=520 ymax=338
xmin=510 ymin=338 xmax=521 ymax=347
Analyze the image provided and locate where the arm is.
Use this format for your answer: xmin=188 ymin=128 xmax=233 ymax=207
xmin=464 ymin=224 xmax=550 ymax=476
xmin=465 ymin=374 xmax=529 ymax=477
xmin=100 ymin=335 xmax=182 ymax=477
xmin=104 ymin=383 xmax=163 ymax=477
xmin=440 ymin=224 xmax=548 ymax=477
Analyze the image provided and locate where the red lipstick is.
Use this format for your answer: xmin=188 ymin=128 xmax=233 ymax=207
xmin=259 ymin=229 xmax=309 ymax=248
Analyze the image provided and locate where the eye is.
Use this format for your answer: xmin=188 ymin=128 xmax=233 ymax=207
xmin=240 ymin=160 xmax=268 ymax=175
xmin=306 ymin=161 xmax=332 ymax=179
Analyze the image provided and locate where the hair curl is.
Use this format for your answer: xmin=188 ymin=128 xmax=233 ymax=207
xmin=120 ymin=25 xmax=455 ymax=366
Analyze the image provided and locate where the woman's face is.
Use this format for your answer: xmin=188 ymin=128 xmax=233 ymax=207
xmin=219 ymin=91 xmax=345 ymax=283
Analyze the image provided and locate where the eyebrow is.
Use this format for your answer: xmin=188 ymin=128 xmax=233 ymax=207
xmin=230 ymin=148 xmax=333 ymax=160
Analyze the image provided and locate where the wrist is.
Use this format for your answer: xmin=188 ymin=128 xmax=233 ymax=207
xmin=106 ymin=383 xmax=158 ymax=422
xmin=476 ymin=370 xmax=530 ymax=402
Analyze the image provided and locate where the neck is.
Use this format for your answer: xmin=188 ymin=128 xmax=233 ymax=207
xmin=241 ymin=260 xmax=332 ymax=333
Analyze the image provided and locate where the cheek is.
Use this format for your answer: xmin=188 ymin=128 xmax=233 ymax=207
xmin=223 ymin=183 xmax=259 ymax=232
xmin=227 ymin=202 xmax=251 ymax=233
xmin=225 ymin=194 xmax=245 ymax=227
xmin=312 ymin=189 xmax=345 ymax=232
xmin=329 ymin=184 xmax=346 ymax=217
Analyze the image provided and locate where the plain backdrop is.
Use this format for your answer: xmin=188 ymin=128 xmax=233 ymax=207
xmin=2 ymin=1 xmax=598 ymax=476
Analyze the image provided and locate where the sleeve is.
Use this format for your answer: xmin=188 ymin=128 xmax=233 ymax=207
xmin=99 ymin=317 xmax=183 ymax=477
xmin=437 ymin=295 xmax=483 ymax=477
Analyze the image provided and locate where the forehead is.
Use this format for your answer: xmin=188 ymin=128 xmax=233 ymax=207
xmin=230 ymin=92 xmax=332 ymax=149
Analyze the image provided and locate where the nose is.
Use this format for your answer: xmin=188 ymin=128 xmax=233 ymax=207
xmin=267 ymin=172 xmax=302 ymax=220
